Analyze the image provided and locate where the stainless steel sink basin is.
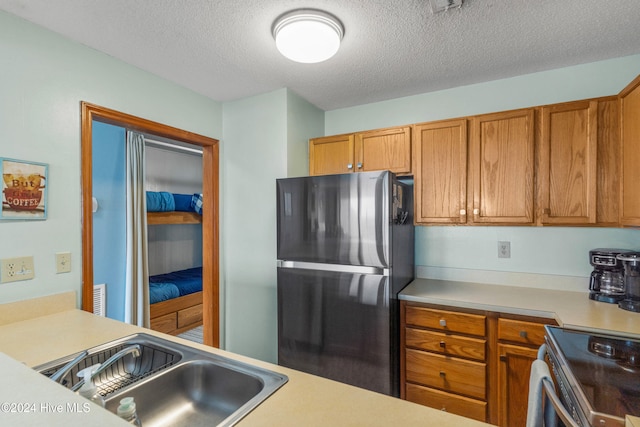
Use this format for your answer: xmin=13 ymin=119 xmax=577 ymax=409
xmin=105 ymin=360 xmax=268 ymax=427
xmin=35 ymin=333 xmax=288 ymax=426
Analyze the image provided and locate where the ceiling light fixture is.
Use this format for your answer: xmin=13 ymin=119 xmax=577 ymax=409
xmin=272 ymin=9 xmax=344 ymax=64
xmin=429 ymin=0 xmax=463 ymax=14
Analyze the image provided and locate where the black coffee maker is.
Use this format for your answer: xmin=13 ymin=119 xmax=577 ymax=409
xmin=589 ymin=248 xmax=627 ymax=303
xmin=617 ymin=252 xmax=640 ymax=313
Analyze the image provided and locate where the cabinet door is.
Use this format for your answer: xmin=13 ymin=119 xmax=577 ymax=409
xmin=620 ymin=75 xmax=640 ymax=226
xmin=413 ymin=120 xmax=467 ymax=224
xmin=309 ymin=134 xmax=354 ymax=176
xmin=497 ymin=343 xmax=538 ymax=427
xmin=355 ymin=126 xmax=411 ymax=174
xmin=538 ymin=101 xmax=597 ymax=225
xmin=469 ymin=109 xmax=535 ymax=224
xmin=596 ymin=98 xmax=620 ymax=226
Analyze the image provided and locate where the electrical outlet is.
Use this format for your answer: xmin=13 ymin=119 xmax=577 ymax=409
xmin=498 ymin=241 xmax=511 ymax=259
xmin=55 ymin=252 xmax=71 ymax=274
xmin=1 ymin=256 xmax=35 ymax=283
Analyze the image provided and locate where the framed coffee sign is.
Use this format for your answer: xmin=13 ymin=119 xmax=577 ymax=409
xmin=1 ymin=158 xmax=48 ymax=220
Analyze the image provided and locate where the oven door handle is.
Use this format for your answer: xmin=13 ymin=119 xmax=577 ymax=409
xmin=542 ymin=378 xmax=580 ymax=427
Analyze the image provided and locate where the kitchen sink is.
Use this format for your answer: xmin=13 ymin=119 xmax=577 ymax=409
xmin=105 ymin=360 xmax=266 ymax=427
xmin=34 ymin=333 xmax=288 ymax=426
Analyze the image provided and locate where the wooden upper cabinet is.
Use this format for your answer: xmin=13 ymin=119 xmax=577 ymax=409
xmin=355 ymin=126 xmax=411 ymax=174
xmin=537 ymin=100 xmax=598 ymax=225
xmin=309 ymin=126 xmax=411 ymax=176
xmin=309 ymin=134 xmax=354 ymax=176
xmin=469 ymin=109 xmax=535 ymax=224
xmin=620 ymin=74 xmax=640 ymax=226
xmin=595 ymin=98 xmax=621 ymax=226
xmin=413 ymin=119 xmax=468 ymax=224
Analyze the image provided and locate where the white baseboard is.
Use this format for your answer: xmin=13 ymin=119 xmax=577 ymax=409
xmin=415 ymin=265 xmax=588 ymax=293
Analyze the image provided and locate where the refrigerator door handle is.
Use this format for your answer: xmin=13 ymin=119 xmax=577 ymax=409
xmin=277 ymin=260 xmax=390 ymax=276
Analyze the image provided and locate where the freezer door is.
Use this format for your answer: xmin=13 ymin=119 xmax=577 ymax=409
xmin=277 ymin=267 xmax=399 ymax=396
xmin=277 ymin=171 xmax=390 ymax=268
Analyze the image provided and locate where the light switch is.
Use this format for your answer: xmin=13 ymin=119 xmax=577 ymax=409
xmin=56 ymin=252 xmax=71 ymax=274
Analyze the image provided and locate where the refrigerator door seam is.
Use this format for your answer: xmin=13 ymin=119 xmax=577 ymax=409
xmin=277 ymin=260 xmax=390 ymax=276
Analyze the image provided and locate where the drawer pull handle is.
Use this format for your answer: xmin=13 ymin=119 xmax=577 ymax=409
xmin=519 ymin=330 xmax=528 ymax=339
xmin=439 ymin=371 xmax=446 ymax=377
xmin=439 ymin=341 xmax=446 ymax=348
xmin=439 ymin=319 xmax=447 ymax=327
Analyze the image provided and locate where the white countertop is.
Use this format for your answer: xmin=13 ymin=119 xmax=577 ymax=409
xmin=0 ymin=293 xmax=490 ymax=427
xmin=400 ymin=278 xmax=640 ymax=338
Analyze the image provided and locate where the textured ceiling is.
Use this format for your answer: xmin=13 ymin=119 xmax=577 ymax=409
xmin=1 ymin=0 xmax=639 ymax=110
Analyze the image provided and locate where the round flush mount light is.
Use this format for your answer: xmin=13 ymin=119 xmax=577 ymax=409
xmin=272 ymin=9 xmax=344 ymax=64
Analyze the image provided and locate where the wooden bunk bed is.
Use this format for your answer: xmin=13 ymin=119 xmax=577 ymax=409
xmin=147 ymin=210 xmax=201 ymax=225
xmin=147 ymin=202 xmax=203 ymax=336
xmin=150 ymin=289 xmax=203 ymax=335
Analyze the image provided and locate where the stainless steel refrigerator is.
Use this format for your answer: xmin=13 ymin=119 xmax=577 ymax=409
xmin=276 ymin=170 xmax=414 ymax=396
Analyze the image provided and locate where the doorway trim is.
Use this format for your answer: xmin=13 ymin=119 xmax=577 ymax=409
xmin=80 ymin=102 xmax=220 ymax=347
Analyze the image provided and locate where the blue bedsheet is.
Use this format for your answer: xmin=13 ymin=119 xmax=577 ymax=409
xmin=146 ymin=191 xmax=200 ymax=213
xmin=149 ymin=266 xmax=203 ymax=299
xmin=172 ymin=193 xmax=193 ymax=212
xmin=149 ymin=282 xmax=180 ymax=304
xmin=146 ymin=191 xmax=175 ymax=212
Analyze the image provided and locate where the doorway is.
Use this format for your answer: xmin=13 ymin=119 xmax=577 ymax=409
xmin=80 ymin=102 xmax=220 ymax=347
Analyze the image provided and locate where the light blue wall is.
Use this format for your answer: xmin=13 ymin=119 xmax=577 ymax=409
xmin=92 ymin=122 xmax=126 ymax=320
xmin=325 ymin=55 xmax=640 ymax=286
xmin=0 ymin=10 xmax=221 ymax=305
xmin=221 ymin=88 xmax=321 ymax=363
xmin=286 ymin=90 xmax=324 ymax=177
xmin=326 ymin=55 xmax=640 ymax=134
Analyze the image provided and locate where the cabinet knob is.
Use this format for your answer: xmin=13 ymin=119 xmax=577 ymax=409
xmin=439 ymin=319 xmax=447 ymax=327
xmin=439 ymin=340 xmax=446 ymax=348
xmin=459 ymin=209 xmax=466 ymax=216
xmin=441 ymin=407 xmax=447 ymax=412
xmin=347 ymin=163 xmax=353 ymax=169
xmin=357 ymin=162 xmax=363 ymax=169
xmin=473 ymin=208 xmax=479 ymax=215
xmin=519 ymin=330 xmax=528 ymax=339
xmin=500 ymin=355 xmax=507 ymax=362
xmin=439 ymin=371 xmax=446 ymax=377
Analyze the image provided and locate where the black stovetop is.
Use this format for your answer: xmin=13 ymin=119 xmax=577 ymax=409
xmin=546 ymin=326 xmax=640 ymax=420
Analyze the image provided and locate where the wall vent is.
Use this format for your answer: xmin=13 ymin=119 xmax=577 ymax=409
xmin=93 ymin=283 xmax=106 ymax=317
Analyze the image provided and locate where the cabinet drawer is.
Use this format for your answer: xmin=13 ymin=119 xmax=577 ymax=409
xmin=405 ymin=306 xmax=486 ymax=336
xmin=405 ymin=328 xmax=486 ymax=361
xmin=406 ymin=383 xmax=487 ymax=422
xmin=498 ymin=318 xmax=549 ymax=346
xmin=405 ymin=349 xmax=486 ymax=399
xmin=150 ymin=312 xmax=177 ymax=334
xmin=178 ymin=304 xmax=203 ymax=328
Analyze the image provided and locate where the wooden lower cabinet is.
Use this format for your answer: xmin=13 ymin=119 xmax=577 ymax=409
xmin=401 ymin=302 xmax=489 ymax=422
xmin=497 ymin=343 xmax=539 ymax=427
xmin=401 ymin=301 xmax=556 ymax=426
xmin=406 ymin=383 xmax=487 ymax=422
xmin=496 ymin=317 xmax=553 ymax=427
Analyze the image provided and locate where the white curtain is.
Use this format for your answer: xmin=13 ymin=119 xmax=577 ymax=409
xmin=124 ymin=131 xmax=150 ymax=327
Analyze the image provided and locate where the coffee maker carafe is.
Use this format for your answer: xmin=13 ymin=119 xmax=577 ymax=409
xmin=617 ymin=252 xmax=640 ymax=313
xmin=589 ymin=248 xmax=627 ymax=303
